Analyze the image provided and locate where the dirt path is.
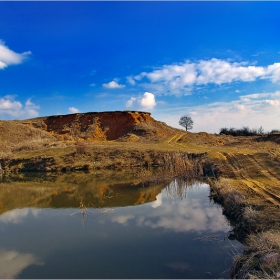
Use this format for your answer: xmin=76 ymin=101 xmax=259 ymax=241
xmin=167 ymin=133 xmax=185 ymax=146
xmin=219 ymin=152 xmax=280 ymax=205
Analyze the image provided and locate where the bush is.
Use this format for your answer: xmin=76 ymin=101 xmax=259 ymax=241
xmin=270 ymin=129 xmax=280 ymax=135
xmin=220 ymin=126 xmax=265 ymax=136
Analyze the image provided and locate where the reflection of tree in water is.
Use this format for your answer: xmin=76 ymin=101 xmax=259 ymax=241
xmin=164 ymin=179 xmax=203 ymax=200
xmin=70 ymin=199 xmax=115 ymax=228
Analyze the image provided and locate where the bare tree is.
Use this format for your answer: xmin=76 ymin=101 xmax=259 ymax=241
xmin=179 ymin=115 xmax=193 ymax=131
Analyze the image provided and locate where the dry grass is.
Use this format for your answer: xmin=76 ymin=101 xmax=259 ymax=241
xmin=0 ymin=120 xmax=64 ymax=158
xmin=230 ymin=231 xmax=280 ymax=279
xmin=2 ymin=139 xmax=209 ymax=174
xmin=209 ymin=178 xmax=245 ymax=219
xmin=210 ymin=178 xmax=280 ymax=279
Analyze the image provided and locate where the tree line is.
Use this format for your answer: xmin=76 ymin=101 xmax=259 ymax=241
xmin=178 ymin=115 xmax=280 ymax=136
xmin=219 ymin=126 xmax=280 ymax=136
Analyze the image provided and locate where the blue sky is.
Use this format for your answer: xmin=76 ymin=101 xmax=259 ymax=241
xmin=1 ymin=2 xmax=280 ymax=133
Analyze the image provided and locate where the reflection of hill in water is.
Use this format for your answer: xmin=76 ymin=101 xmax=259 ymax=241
xmin=0 ymin=170 xmax=174 ymax=214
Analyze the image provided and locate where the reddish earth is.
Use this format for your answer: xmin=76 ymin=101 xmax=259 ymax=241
xmin=21 ymin=111 xmax=179 ymax=141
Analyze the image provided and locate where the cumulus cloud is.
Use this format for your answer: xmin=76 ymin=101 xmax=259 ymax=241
xmin=265 ymin=99 xmax=280 ymax=107
xmin=0 ymin=40 xmax=31 ymax=69
xmin=0 ymin=96 xmax=39 ymax=118
xmin=102 ymin=80 xmax=126 ymax=89
xmin=126 ymin=92 xmax=156 ymax=110
xmin=133 ymin=58 xmax=280 ymax=95
xmin=155 ymin=91 xmax=280 ymax=133
xmin=68 ymin=107 xmax=80 ymax=113
xmin=266 ymin=63 xmax=280 ymax=83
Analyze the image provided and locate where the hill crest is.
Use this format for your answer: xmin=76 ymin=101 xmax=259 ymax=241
xmin=18 ymin=110 xmax=181 ymax=142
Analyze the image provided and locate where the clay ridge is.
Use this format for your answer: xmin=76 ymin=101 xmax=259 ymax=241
xmin=21 ymin=111 xmax=165 ymax=141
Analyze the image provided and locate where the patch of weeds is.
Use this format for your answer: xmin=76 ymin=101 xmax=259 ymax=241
xmin=231 ymin=230 xmax=280 ymax=279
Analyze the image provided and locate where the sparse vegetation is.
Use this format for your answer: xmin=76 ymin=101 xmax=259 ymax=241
xmin=220 ymin=126 xmax=264 ymax=136
xmin=230 ymin=231 xmax=280 ymax=279
xmin=220 ymin=126 xmax=280 ymax=137
xmin=209 ymin=178 xmax=280 ymax=279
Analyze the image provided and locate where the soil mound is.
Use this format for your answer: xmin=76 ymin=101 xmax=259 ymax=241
xmin=19 ymin=111 xmax=181 ymax=142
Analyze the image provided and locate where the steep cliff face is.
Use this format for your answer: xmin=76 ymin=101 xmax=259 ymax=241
xmin=21 ymin=111 xmax=177 ymax=141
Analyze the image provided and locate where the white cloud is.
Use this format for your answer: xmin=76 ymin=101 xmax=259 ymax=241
xmin=0 ymin=40 xmax=31 ymax=69
xmin=265 ymin=99 xmax=280 ymax=107
xmin=89 ymin=83 xmax=96 ymax=87
xmin=154 ymin=91 xmax=280 ymax=133
xmin=134 ymin=58 xmax=280 ymax=95
xmin=126 ymin=76 xmax=136 ymax=86
xmin=102 ymin=80 xmax=126 ymax=89
xmin=68 ymin=107 xmax=80 ymax=114
xmin=24 ymin=99 xmax=40 ymax=117
xmin=126 ymin=92 xmax=156 ymax=110
xmin=266 ymin=63 xmax=280 ymax=83
xmin=0 ymin=96 xmax=39 ymax=119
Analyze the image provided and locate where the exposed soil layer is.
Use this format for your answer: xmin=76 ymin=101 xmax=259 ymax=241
xmin=20 ymin=111 xmax=179 ymax=141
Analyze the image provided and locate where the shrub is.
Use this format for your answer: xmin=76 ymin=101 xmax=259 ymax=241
xmin=270 ymin=129 xmax=280 ymax=135
xmin=220 ymin=126 xmax=266 ymax=136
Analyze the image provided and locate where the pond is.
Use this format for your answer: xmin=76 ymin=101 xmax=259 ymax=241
xmin=0 ymin=171 xmax=242 ymax=279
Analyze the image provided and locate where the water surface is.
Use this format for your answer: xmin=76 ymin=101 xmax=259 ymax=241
xmin=0 ymin=172 xmax=242 ymax=278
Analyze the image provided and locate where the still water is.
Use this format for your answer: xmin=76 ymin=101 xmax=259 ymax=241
xmin=0 ymin=171 xmax=242 ymax=279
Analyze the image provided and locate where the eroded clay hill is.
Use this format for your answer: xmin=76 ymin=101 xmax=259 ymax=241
xmin=21 ymin=111 xmax=180 ymax=142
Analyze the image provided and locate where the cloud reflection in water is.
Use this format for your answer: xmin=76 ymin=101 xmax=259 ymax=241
xmin=0 ymin=249 xmax=43 ymax=279
xmin=113 ymin=182 xmax=231 ymax=233
xmin=0 ymin=208 xmax=41 ymax=224
xmin=111 ymin=214 xmax=134 ymax=225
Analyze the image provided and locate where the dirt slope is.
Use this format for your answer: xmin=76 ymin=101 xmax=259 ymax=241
xmin=20 ymin=111 xmax=180 ymax=141
xmin=0 ymin=111 xmax=182 ymax=156
xmin=0 ymin=119 xmax=57 ymax=156
xmin=212 ymin=152 xmax=280 ymax=205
